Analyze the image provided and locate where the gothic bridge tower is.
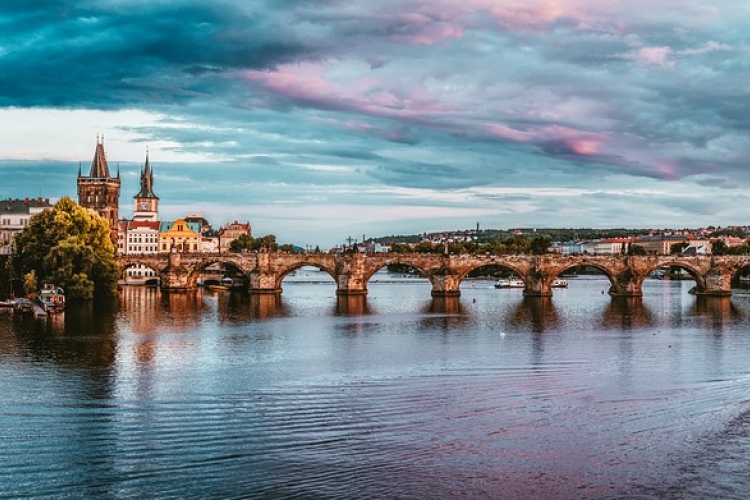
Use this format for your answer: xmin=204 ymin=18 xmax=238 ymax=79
xmin=77 ymin=135 xmax=121 ymax=245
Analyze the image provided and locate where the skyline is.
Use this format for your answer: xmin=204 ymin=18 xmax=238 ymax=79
xmin=2 ymin=1 xmax=750 ymax=247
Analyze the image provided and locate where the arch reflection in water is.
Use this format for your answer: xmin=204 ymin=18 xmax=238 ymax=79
xmin=600 ymin=297 xmax=654 ymax=330
xmin=507 ymin=296 xmax=560 ymax=333
xmin=693 ymin=296 xmax=742 ymax=330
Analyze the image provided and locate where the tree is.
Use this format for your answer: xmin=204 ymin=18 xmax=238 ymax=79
xmin=628 ymin=244 xmax=647 ymax=256
xmin=711 ymin=239 xmax=728 ymax=256
xmin=670 ymin=242 xmax=689 ymax=254
xmin=13 ymin=197 xmax=119 ymax=300
xmin=229 ymin=234 xmax=279 ymax=252
xmin=530 ymin=235 xmax=553 ymax=255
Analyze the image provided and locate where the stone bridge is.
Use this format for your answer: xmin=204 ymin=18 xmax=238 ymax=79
xmin=118 ymin=252 xmax=750 ymax=298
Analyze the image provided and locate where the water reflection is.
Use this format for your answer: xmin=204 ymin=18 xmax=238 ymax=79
xmin=507 ymin=296 xmax=560 ymax=333
xmin=336 ymin=294 xmax=371 ymax=316
xmin=3 ymin=300 xmax=119 ymax=369
xmin=599 ymin=297 xmax=654 ymax=330
xmin=425 ymin=296 xmax=463 ymax=315
xmin=693 ymin=296 xmax=742 ymax=331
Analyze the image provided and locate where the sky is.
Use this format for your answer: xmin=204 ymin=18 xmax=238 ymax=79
xmin=1 ymin=1 xmax=750 ymax=247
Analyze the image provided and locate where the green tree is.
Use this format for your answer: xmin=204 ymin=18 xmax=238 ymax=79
xmin=229 ymin=234 xmax=279 ymax=252
xmin=13 ymin=197 xmax=119 ymax=300
xmin=530 ymin=235 xmax=553 ymax=255
xmin=504 ymin=235 xmax=531 ymax=254
xmin=670 ymin=242 xmax=689 ymax=254
xmin=628 ymin=244 xmax=647 ymax=256
xmin=229 ymin=233 xmax=254 ymax=252
xmin=389 ymin=243 xmax=412 ymax=253
xmin=711 ymin=239 xmax=728 ymax=256
xmin=413 ymin=241 xmax=436 ymax=253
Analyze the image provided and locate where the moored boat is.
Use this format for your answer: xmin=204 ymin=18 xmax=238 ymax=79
xmin=39 ymin=284 xmax=65 ymax=312
xmin=495 ymin=277 xmax=525 ymax=289
xmin=552 ymin=278 xmax=568 ymax=288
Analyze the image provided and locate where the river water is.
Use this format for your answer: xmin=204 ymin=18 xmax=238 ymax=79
xmin=2 ymin=271 xmax=750 ymax=499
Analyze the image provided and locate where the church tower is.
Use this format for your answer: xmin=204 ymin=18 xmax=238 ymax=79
xmin=133 ymin=149 xmax=159 ymax=221
xmin=77 ymin=135 xmax=121 ymax=245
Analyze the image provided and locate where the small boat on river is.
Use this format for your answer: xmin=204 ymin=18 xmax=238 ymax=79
xmin=551 ymin=278 xmax=568 ymax=288
xmin=38 ymin=284 xmax=65 ymax=313
xmin=495 ymin=277 xmax=525 ymax=289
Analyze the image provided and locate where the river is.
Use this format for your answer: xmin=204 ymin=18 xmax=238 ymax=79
xmin=2 ymin=271 xmax=750 ymax=499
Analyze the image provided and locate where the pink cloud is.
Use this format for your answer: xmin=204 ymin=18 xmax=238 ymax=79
xmin=244 ymin=63 xmax=452 ymax=122
xmin=619 ymin=46 xmax=675 ymax=67
xmin=399 ymin=25 xmax=464 ymax=45
xmin=488 ymin=123 xmax=608 ymax=156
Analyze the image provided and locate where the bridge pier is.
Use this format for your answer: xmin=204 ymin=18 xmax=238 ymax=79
xmin=160 ymin=252 xmax=195 ymax=292
xmin=430 ymin=275 xmax=462 ymax=297
xmin=248 ymin=272 xmax=282 ymax=294
xmin=691 ymin=269 xmax=732 ymax=297
xmin=607 ymin=268 xmax=644 ymax=297
xmin=521 ymin=272 xmax=552 ymax=298
xmin=336 ymin=274 xmax=368 ymax=295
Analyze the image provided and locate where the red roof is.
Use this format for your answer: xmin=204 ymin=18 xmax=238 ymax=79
xmin=127 ymin=220 xmax=160 ymax=230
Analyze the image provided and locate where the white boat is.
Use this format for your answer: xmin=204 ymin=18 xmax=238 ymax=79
xmin=551 ymin=278 xmax=568 ymax=288
xmin=38 ymin=284 xmax=65 ymax=313
xmin=495 ymin=277 xmax=525 ymax=289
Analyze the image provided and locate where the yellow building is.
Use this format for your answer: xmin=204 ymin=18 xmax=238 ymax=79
xmin=159 ymin=218 xmax=202 ymax=253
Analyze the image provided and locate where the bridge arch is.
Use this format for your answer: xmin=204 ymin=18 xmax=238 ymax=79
xmin=120 ymin=258 xmax=167 ymax=285
xmin=457 ymin=262 xmax=528 ymax=284
xmin=185 ymin=258 xmax=251 ymax=289
xmin=637 ymin=259 xmax=705 ymax=294
xmin=274 ymin=261 xmax=337 ymax=290
xmin=535 ymin=260 xmax=620 ymax=296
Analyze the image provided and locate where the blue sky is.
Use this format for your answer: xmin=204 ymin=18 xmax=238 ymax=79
xmin=1 ymin=1 xmax=750 ymax=247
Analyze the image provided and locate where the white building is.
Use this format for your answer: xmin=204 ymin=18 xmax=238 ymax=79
xmin=0 ymin=198 xmax=53 ymax=255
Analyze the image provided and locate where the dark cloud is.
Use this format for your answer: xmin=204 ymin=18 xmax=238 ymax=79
xmin=0 ymin=1 xmax=313 ymax=107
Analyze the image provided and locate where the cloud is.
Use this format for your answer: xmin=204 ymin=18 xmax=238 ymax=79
xmin=3 ymin=0 xmax=750 ymax=244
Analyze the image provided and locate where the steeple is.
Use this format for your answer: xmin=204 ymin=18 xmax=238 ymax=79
xmin=89 ymin=134 xmax=112 ymax=179
xmin=134 ymin=148 xmax=158 ymax=199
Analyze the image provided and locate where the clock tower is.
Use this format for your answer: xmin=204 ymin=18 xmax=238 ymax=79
xmin=133 ymin=150 xmax=159 ymax=221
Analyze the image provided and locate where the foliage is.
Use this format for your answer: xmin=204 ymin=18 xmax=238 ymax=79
xmin=711 ymin=239 xmax=728 ymax=256
xmin=726 ymin=243 xmax=750 ymax=255
xmin=389 ymin=243 xmax=412 ymax=253
xmin=670 ymin=242 xmax=689 ymax=254
xmin=229 ymin=234 xmax=279 ymax=252
xmin=530 ymin=235 xmax=553 ymax=255
xmin=628 ymin=244 xmax=647 ymax=255
xmin=0 ymin=256 xmax=13 ymax=299
xmin=13 ymin=197 xmax=119 ymax=300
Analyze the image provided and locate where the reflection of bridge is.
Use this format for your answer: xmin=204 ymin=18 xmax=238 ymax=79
xmin=117 ymin=252 xmax=750 ymax=297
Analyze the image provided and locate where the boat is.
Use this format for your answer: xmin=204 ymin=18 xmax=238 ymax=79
xmin=38 ymin=284 xmax=65 ymax=313
xmin=13 ymin=298 xmax=34 ymax=313
xmin=495 ymin=277 xmax=525 ymax=289
xmin=0 ymin=299 xmax=15 ymax=308
xmin=552 ymin=278 xmax=568 ymax=288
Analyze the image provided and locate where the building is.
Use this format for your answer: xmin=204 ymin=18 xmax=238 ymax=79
xmin=634 ymin=234 xmax=711 ymax=255
xmin=119 ymin=151 xmax=162 ymax=257
xmin=218 ymin=221 xmax=251 ymax=253
xmin=0 ymin=198 xmax=53 ymax=255
xmin=77 ymin=136 xmax=120 ymax=245
xmin=160 ymin=218 xmax=202 ymax=253
xmin=120 ymin=151 xmax=161 ymax=283
xmin=593 ymin=238 xmax=632 ymax=255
